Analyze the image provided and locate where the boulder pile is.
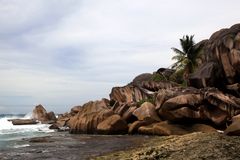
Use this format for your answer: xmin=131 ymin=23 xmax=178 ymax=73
xmin=51 ymin=23 xmax=240 ymax=136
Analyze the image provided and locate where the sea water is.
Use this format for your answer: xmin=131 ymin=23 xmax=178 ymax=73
xmin=0 ymin=114 xmax=54 ymax=149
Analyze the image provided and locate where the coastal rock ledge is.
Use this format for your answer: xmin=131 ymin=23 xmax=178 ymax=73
xmin=48 ymin=23 xmax=240 ymax=136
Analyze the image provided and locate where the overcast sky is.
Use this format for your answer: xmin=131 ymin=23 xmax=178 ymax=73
xmin=0 ymin=0 xmax=240 ymax=113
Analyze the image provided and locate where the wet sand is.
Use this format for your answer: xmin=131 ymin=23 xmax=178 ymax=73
xmin=0 ymin=132 xmax=151 ymax=160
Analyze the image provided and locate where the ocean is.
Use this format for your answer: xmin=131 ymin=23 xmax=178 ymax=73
xmin=0 ymin=114 xmax=151 ymax=159
xmin=0 ymin=114 xmax=54 ymax=149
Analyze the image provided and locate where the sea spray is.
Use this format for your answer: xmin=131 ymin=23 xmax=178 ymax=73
xmin=0 ymin=114 xmax=54 ymax=149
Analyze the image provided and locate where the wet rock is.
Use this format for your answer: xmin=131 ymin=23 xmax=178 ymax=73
xmin=97 ymin=114 xmax=128 ymax=134
xmin=29 ymin=136 xmax=53 ymax=143
xmin=47 ymin=111 xmax=57 ymax=122
xmin=9 ymin=119 xmax=38 ymax=125
xmin=49 ymin=123 xmax=59 ymax=130
xmin=68 ymin=99 xmax=114 ymax=134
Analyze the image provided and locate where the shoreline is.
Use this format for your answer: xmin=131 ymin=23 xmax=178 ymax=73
xmin=0 ymin=131 xmax=153 ymax=160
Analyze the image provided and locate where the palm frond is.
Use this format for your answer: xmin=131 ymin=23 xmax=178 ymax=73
xmin=171 ymin=47 xmax=185 ymax=56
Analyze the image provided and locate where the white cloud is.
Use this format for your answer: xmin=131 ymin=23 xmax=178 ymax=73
xmin=0 ymin=0 xmax=240 ymax=113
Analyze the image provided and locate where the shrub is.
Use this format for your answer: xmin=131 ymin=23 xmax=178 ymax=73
xmin=137 ymin=97 xmax=155 ymax=107
xmin=151 ymin=73 xmax=167 ymax=82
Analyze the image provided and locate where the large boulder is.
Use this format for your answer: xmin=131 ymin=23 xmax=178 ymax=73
xmin=155 ymin=86 xmax=240 ymax=127
xmin=32 ymin=104 xmax=56 ymax=123
xmin=141 ymin=81 xmax=179 ymax=92
xmin=68 ymin=100 xmax=114 ymax=134
xmin=111 ymin=102 xmax=137 ymax=123
xmin=189 ymin=62 xmax=221 ymax=88
xmin=133 ymin=102 xmax=161 ymax=122
xmin=110 ymin=85 xmax=148 ymax=104
xmin=128 ymin=120 xmax=154 ymax=134
xmin=97 ymin=114 xmax=128 ymax=134
xmin=190 ymin=24 xmax=240 ymax=90
xmin=159 ymin=92 xmax=203 ymax=121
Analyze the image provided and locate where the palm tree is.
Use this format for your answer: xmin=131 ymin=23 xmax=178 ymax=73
xmin=171 ymin=35 xmax=203 ymax=80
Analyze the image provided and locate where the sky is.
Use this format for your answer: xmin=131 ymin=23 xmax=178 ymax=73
xmin=0 ymin=0 xmax=240 ymax=114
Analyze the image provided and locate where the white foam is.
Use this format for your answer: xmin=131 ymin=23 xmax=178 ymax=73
xmin=23 ymin=112 xmax=33 ymax=119
xmin=0 ymin=115 xmax=54 ymax=135
xmin=13 ymin=144 xmax=30 ymax=148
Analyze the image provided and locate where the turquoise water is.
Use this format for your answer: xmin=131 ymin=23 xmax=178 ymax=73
xmin=0 ymin=114 xmax=54 ymax=149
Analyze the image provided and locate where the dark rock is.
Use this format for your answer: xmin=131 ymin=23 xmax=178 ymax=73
xmin=156 ymin=68 xmax=175 ymax=80
xmin=9 ymin=119 xmax=38 ymax=125
xmin=29 ymin=136 xmax=53 ymax=143
xmin=49 ymin=123 xmax=60 ymax=130
xmin=189 ymin=62 xmax=221 ymax=88
xmin=224 ymin=114 xmax=240 ymax=135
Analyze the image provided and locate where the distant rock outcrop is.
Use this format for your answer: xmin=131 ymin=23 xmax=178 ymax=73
xmin=32 ymin=104 xmax=56 ymax=123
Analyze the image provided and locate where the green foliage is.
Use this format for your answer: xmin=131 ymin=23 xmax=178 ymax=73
xmin=171 ymin=35 xmax=204 ymax=86
xmin=169 ymin=69 xmax=184 ymax=84
xmin=151 ymin=73 xmax=167 ymax=82
xmin=171 ymin=35 xmax=203 ymax=74
xmin=137 ymin=97 xmax=155 ymax=107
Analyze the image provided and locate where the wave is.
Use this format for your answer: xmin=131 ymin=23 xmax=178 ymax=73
xmin=0 ymin=114 xmax=54 ymax=136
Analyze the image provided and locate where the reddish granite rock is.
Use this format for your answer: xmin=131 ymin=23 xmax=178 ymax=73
xmin=97 ymin=114 xmax=128 ymax=134
xmin=68 ymin=99 xmax=114 ymax=134
xmin=128 ymin=120 xmax=154 ymax=134
xmin=133 ymin=102 xmax=161 ymax=122
xmin=111 ymin=102 xmax=137 ymax=123
xmin=190 ymin=24 xmax=240 ymax=89
xmin=32 ymin=104 xmax=56 ymax=123
xmin=70 ymin=105 xmax=82 ymax=116
xmin=109 ymin=85 xmax=148 ymax=104
xmin=159 ymin=93 xmax=203 ymax=121
xmin=138 ymin=121 xmax=216 ymax=136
